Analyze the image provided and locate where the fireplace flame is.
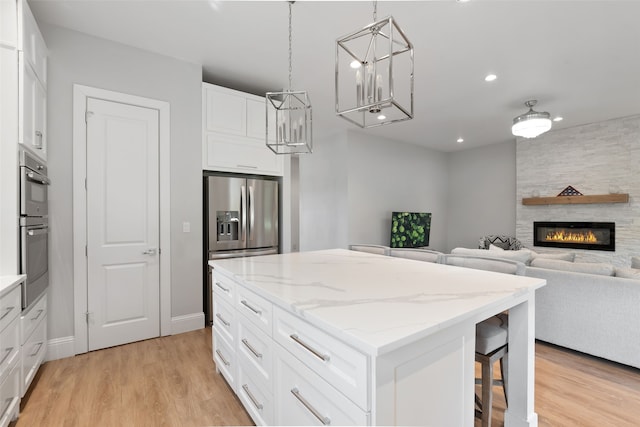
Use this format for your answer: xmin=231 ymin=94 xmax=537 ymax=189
xmin=544 ymin=230 xmax=599 ymax=244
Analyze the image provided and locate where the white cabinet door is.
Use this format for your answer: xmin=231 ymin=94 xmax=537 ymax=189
xmin=246 ymin=98 xmax=266 ymax=140
xmin=20 ymin=0 xmax=47 ymax=86
xmin=1 ymin=0 xmax=17 ymax=48
xmin=204 ymin=85 xmax=246 ymax=136
xmin=204 ymin=133 xmax=283 ymax=176
xmin=18 ymin=53 xmax=46 ymax=160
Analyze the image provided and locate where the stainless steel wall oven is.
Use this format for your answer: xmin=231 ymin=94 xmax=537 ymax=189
xmin=19 ymin=150 xmax=49 ymax=308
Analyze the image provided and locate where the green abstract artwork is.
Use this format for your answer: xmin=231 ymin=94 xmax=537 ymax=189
xmin=390 ymin=212 xmax=432 ymax=248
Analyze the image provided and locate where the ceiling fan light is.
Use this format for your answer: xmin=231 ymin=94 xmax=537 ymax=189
xmin=512 ymin=100 xmax=552 ymax=139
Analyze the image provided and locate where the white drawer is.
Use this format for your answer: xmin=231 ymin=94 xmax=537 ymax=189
xmin=0 ymin=361 xmax=20 ymax=427
xmin=237 ymin=366 xmax=273 ymax=426
xmin=0 ymin=286 xmax=21 ymax=333
xmin=21 ymin=314 xmax=46 ymax=396
xmin=212 ymin=271 xmax=236 ymax=306
xmin=273 ymin=307 xmax=369 ymax=410
xmin=275 ymin=345 xmax=369 ymax=426
xmin=213 ymin=329 xmax=237 ymax=393
xmin=237 ymin=314 xmax=273 ymax=390
xmin=20 ymin=292 xmax=46 ymax=343
xmin=0 ymin=317 xmax=20 ymax=384
xmin=236 ymin=286 xmax=272 ymax=335
xmin=213 ymin=297 xmax=236 ymax=346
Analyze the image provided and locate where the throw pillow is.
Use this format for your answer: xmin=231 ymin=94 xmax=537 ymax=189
xmin=489 ymin=244 xmax=505 ymax=251
xmin=615 ymin=267 xmax=640 ymax=280
xmin=530 ymin=258 xmax=615 ymax=276
xmin=632 ymin=256 xmax=640 ymax=269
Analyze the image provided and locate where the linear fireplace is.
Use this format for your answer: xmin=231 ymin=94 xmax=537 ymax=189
xmin=533 ymin=222 xmax=615 ymax=251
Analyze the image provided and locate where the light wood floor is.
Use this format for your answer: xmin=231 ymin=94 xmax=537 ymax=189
xmin=12 ymin=327 xmax=640 ymax=427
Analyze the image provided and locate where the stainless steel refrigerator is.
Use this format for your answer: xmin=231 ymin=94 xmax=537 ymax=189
xmin=204 ymin=174 xmax=279 ymax=322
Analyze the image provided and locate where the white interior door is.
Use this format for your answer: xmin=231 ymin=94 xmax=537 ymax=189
xmin=86 ymin=97 xmax=160 ymax=351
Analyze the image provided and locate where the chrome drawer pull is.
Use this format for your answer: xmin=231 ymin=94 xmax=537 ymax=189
xmin=31 ymin=309 xmax=44 ymax=322
xmin=242 ymin=384 xmax=263 ymax=410
xmin=290 ymin=334 xmax=330 ymax=362
xmin=291 ymin=387 xmax=331 ymax=425
xmin=240 ymin=300 xmax=262 ymax=315
xmin=215 ymin=282 xmax=229 ymax=293
xmin=241 ymin=338 xmax=263 ymax=359
xmin=215 ymin=313 xmax=230 ymax=327
xmin=29 ymin=342 xmax=43 ymax=357
xmin=215 ymin=349 xmax=230 ymax=367
xmin=0 ymin=306 xmax=14 ymax=321
xmin=0 ymin=347 xmax=13 ymax=365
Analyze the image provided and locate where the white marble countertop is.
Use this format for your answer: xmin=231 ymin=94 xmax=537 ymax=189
xmin=0 ymin=275 xmax=25 ymax=298
xmin=210 ymin=249 xmax=546 ymax=355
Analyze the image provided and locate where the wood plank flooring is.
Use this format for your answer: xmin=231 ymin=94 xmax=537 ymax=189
xmin=12 ymin=327 xmax=640 ymax=426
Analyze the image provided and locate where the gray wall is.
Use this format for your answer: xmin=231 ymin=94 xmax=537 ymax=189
xmin=42 ymin=24 xmax=202 ymax=340
xmin=446 ymin=141 xmax=517 ymax=251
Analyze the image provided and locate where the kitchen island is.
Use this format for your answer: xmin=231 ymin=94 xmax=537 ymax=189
xmin=210 ymin=249 xmax=545 ymax=426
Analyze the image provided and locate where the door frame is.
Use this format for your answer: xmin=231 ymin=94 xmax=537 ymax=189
xmin=72 ymin=84 xmax=171 ymax=355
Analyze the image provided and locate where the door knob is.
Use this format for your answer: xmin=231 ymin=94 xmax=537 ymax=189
xmin=142 ymin=248 xmax=157 ymax=255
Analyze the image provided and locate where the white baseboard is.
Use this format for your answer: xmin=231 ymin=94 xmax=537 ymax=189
xmin=171 ymin=312 xmax=205 ymax=335
xmin=46 ymin=336 xmax=76 ymax=362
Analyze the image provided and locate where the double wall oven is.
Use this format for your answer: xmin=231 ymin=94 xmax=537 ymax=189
xmin=20 ymin=150 xmax=49 ymax=309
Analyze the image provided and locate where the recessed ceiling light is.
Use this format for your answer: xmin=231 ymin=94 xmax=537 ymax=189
xmin=484 ymin=74 xmax=497 ymax=82
xmin=553 ymin=116 xmax=563 ymax=122
xmin=457 ymin=138 xmax=464 ymax=143
xmin=350 ymin=60 xmax=361 ymax=69
xmin=377 ymin=114 xmax=386 ymax=120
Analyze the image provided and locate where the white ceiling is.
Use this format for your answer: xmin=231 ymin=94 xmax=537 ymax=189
xmin=30 ymin=0 xmax=640 ymax=152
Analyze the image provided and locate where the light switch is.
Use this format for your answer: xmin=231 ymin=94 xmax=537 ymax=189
xmin=182 ymin=222 xmax=191 ymax=233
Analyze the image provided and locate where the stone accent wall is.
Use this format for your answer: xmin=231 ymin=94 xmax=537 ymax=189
xmin=516 ymin=114 xmax=640 ymax=267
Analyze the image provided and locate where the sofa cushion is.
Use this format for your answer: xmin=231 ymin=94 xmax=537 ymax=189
xmin=632 ymin=256 xmax=640 ymax=269
xmin=530 ymin=250 xmax=575 ymax=262
xmin=530 ymin=258 xmax=615 ymax=276
xmin=615 ymin=267 xmax=640 ymax=280
xmin=452 ymin=247 xmax=533 ymax=264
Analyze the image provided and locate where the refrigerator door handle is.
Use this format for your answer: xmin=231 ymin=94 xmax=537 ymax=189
xmin=249 ymin=185 xmax=255 ymax=242
xmin=241 ymin=185 xmax=247 ymax=245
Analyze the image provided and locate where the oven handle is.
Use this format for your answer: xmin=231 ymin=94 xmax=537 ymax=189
xmin=26 ymin=171 xmax=51 ymax=185
xmin=27 ymin=227 xmax=49 ymax=236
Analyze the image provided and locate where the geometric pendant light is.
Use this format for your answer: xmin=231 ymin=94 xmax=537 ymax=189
xmin=335 ymin=0 xmax=414 ymax=128
xmin=266 ymin=1 xmax=312 ymax=155
xmin=512 ymin=100 xmax=552 ymax=139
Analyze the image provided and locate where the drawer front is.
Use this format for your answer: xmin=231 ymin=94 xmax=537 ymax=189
xmin=275 ymin=345 xmax=368 ymax=426
xmin=21 ymin=315 xmax=46 ymax=396
xmin=0 ymin=317 xmax=20 ymax=384
xmin=212 ymin=271 xmax=236 ymax=306
xmin=237 ymin=366 xmax=273 ymax=426
xmin=274 ymin=307 xmax=369 ymax=410
xmin=213 ymin=330 xmax=237 ymax=392
xmin=213 ymin=297 xmax=236 ymax=346
xmin=0 ymin=286 xmax=21 ymax=333
xmin=20 ymin=292 xmax=47 ymax=343
xmin=236 ymin=286 xmax=272 ymax=335
xmin=0 ymin=361 xmax=20 ymax=427
xmin=237 ymin=315 xmax=273 ymax=390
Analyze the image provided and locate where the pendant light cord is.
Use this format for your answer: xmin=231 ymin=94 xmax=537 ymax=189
xmin=373 ymin=0 xmax=377 ymax=22
xmin=288 ymin=1 xmax=293 ymax=92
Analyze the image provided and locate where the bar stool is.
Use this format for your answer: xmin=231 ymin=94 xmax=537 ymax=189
xmin=475 ymin=313 xmax=508 ymax=427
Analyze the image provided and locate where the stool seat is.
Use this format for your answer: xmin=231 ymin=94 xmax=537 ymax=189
xmin=476 ymin=317 xmax=507 ymax=354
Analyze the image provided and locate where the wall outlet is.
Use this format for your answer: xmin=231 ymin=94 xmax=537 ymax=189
xmin=182 ymin=222 xmax=190 ymax=233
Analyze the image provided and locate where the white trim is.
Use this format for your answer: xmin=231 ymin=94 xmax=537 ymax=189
xmin=72 ymin=85 xmax=171 ymax=355
xmin=171 ymin=312 xmax=205 ymax=335
xmin=46 ymin=336 xmax=75 ymax=362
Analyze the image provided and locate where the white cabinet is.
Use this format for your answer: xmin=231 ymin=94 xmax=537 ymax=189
xmin=0 ymin=280 xmax=22 ymax=427
xmin=202 ymin=83 xmax=283 ymax=176
xmin=0 ymin=0 xmax=18 ymax=48
xmin=20 ymin=291 xmax=46 ymax=397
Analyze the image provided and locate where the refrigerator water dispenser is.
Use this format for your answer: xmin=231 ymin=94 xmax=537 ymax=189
xmin=216 ymin=211 xmax=239 ymax=242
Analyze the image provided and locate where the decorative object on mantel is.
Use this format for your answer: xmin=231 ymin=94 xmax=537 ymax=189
xmin=522 ymin=193 xmax=629 ymax=205
xmin=557 ymin=186 xmax=583 ymax=196
xmin=335 ymin=0 xmax=414 ymax=128
xmin=512 ymin=100 xmax=552 ymax=139
xmin=266 ymin=1 xmax=312 ymax=155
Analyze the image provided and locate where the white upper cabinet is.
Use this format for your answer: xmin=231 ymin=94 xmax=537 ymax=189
xmin=202 ymin=83 xmax=283 ymax=176
xmin=19 ymin=0 xmax=47 ymax=87
xmin=0 ymin=0 xmax=18 ymax=48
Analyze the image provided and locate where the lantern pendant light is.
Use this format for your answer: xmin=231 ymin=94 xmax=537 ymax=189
xmin=266 ymin=1 xmax=312 ymax=155
xmin=335 ymin=0 xmax=414 ymax=128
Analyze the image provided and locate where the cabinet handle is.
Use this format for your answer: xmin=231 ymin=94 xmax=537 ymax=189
xmin=0 ymin=306 xmax=14 ymax=321
xmin=215 ymin=282 xmax=229 ymax=293
xmin=215 ymin=313 xmax=230 ymax=327
xmin=242 ymin=384 xmax=263 ymax=410
xmin=240 ymin=300 xmax=262 ymax=315
xmin=0 ymin=347 xmax=13 ymax=365
xmin=35 ymin=131 xmax=43 ymax=149
xmin=31 ymin=309 xmax=44 ymax=322
xmin=215 ymin=349 xmax=230 ymax=367
xmin=236 ymin=164 xmax=258 ymax=169
xmin=241 ymin=338 xmax=262 ymax=359
xmin=29 ymin=342 xmax=43 ymax=357
xmin=290 ymin=334 xmax=330 ymax=362
xmin=291 ymin=387 xmax=331 ymax=425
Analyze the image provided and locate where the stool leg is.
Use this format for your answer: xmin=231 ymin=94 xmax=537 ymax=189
xmin=482 ymin=358 xmax=493 ymax=427
xmin=500 ymin=355 xmax=508 ymax=407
